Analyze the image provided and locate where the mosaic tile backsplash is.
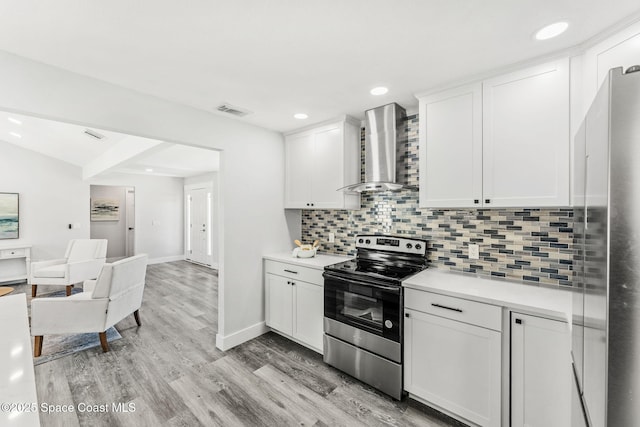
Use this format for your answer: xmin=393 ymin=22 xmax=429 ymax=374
xmin=301 ymin=114 xmax=576 ymax=288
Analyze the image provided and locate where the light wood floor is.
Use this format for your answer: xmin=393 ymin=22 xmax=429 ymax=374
xmin=14 ymin=261 xmax=465 ymax=427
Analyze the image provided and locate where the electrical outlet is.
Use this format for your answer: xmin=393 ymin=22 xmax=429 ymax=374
xmin=328 ymin=232 xmax=335 ymax=243
xmin=469 ymin=244 xmax=479 ymax=260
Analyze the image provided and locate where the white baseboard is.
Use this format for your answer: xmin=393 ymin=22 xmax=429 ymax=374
xmin=216 ymin=321 xmax=268 ymax=351
xmin=184 ymin=258 xmax=219 ymax=270
xmin=148 ymin=255 xmax=185 ymax=265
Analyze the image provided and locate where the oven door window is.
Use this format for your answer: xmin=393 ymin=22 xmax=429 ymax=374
xmin=324 ymin=273 xmax=401 ymax=341
xmin=339 ymin=291 xmax=384 ymax=334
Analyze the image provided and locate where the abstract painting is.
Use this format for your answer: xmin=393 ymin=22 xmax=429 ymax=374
xmin=0 ymin=193 xmax=19 ymax=239
xmin=90 ymin=198 xmax=120 ymax=221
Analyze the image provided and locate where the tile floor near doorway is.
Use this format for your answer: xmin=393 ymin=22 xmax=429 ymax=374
xmin=17 ymin=261 xmax=463 ymax=426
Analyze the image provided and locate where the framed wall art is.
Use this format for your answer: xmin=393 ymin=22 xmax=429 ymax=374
xmin=90 ymin=198 xmax=120 ymax=221
xmin=0 ymin=192 xmax=19 ymax=239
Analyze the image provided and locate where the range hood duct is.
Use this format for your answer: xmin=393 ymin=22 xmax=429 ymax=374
xmin=341 ymin=102 xmax=414 ymax=192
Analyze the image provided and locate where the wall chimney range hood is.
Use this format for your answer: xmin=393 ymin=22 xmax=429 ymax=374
xmin=341 ymin=102 xmax=414 ymax=192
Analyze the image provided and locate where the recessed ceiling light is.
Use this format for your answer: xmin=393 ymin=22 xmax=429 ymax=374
xmin=370 ymin=86 xmax=389 ymax=96
xmin=145 ymin=168 xmax=153 ymax=172
xmin=7 ymin=117 xmax=22 ymax=125
xmin=535 ymin=22 xmax=569 ymax=40
xmin=9 ymin=132 xmax=21 ymax=138
xmin=294 ymin=113 xmax=308 ymax=120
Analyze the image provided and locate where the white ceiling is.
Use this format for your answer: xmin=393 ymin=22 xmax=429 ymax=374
xmin=0 ymin=1 xmax=639 ymax=132
xmin=0 ymin=111 xmax=219 ymax=178
xmin=115 ymin=144 xmax=220 ymax=178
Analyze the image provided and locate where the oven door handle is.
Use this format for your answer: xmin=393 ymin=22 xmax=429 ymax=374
xmin=323 ymin=272 xmax=402 ymax=294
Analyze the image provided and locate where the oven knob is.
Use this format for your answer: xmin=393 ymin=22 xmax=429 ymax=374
xmin=406 ymin=243 xmax=412 ymax=249
xmin=415 ymin=244 xmax=422 ymax=250
xmin=365 ymin=239 xmax=371 ymax=244
xmin=358 ymin=238 xmax=364 ymax=244
xmin=385 ymin=320 xmax=393 ymax=329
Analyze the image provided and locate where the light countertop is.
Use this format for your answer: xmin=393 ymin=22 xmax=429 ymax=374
xmin=263 ymin=252 xmax=352 ymax=270
xmin=403 ymin=268 xmax=573 ymax=322
xmin=0 ymin=293 xmax=40 ymax=427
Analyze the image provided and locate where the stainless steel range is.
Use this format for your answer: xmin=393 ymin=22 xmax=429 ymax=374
xmin=323 ymin=235 xmax=428 ymax=400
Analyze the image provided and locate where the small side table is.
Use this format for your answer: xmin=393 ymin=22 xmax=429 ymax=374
xmin=0 ymin=245 xmax=31 ymax=284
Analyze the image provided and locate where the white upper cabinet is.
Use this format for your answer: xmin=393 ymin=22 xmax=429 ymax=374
xmin=582 ymin=20 xmax=640 ymax=110
xmin=284 ymin=116 xmax=360 ymax=209
xmin=285 ymin=132 xmax=315 ymax=208
xmin=419 ymin=83 xmax=483 ymax=208
xmin=418 ymin=58 xmax=570 ymax=208
xmin=483 ymin=59 xmax=570 ymax=207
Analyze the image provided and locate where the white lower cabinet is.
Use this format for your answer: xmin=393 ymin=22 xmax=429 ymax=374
xmin=510 ymin=312 xmax=571 ymax=427
xmin=293 ymin=280 xmax=324 ymax=351
xmin=264 ymin=260 xmax=324 ymax=353
xmin=404 ymin=290 xmax=502 ymax=427
xmin=265 ymin=274 xmax=294 ymax=335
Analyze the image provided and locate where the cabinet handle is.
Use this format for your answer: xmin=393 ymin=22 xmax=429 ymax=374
xmin=291 ymin=282 xmax=296 ymax=286
xmin=405 ymin=313 xmax=410 ymax=318
xmin=485 ymin=199 xmax=490 ymax=204
xmin=284 ymin=269 xmax=298 ymax=274
xmin=287 ymin=281 xmax=291 ymax=284
xmin=473 ymin=199 xmax=479 ymax=204
xmin=515 ymin=318 xmax=522 ymax=325
xmin=431 ymin=303 xmax=463 ymax=313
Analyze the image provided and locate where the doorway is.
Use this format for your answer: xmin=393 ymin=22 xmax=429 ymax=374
xmin=90 ymin=185 xmax=135 ymax=261
xmin=185 ymin=182 xmax=215 ymax=267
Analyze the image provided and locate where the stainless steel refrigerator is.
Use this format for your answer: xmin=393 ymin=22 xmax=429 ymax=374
xmin=572 ymin=65 xmax=640 ymax=427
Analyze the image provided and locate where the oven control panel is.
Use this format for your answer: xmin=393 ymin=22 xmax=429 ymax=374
xmin=355 ymin=235 xmax=427 ymax=256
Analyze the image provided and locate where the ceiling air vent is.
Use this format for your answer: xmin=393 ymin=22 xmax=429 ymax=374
xmin=215 ymin=103 xmax=252 ymax=117
xmin=83 ymin=129 xmax=105 ymax=140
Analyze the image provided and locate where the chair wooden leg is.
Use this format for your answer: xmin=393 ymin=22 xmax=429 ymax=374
xmin=133 ymin=310 xmax=141 ymax=326
xmin=31 ymin=285 xmax=37 ymax=298
xmin=66 ymin=285 xmax=72 ymax=296
xmin=34 ymin=336 xmax=43 ymax=357
xmin=98 ymin=332 xmax=109 ymax=352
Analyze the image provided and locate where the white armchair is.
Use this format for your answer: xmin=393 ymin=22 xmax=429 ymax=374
xmin=29 ymin=239 xmax=108 ymax=298
xmin=31 ymin=254 xmax=148 ymax=357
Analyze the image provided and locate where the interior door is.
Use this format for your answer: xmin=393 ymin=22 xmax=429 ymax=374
xmin=125 ymin=188 xmax=135 ymax=257
xmin=187 ymin=188 xmax=210 ymax=265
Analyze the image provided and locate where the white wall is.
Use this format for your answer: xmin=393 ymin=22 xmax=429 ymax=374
xmin=89 ymin=173 xmax=185 ymax=263
xmin=184 ymin=172 xmax=219 ymax=267
xmin=0 ymin=140 xmax=89 ymax=260
xmin=0 ymin=138 xmax=186 ymax=266
xmin=0 ymin=50 xmax=300 ymax=349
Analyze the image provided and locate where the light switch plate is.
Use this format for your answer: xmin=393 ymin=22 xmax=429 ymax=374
xmin=469 ymin=244 xmax=479 ymax=260
xmin=328 ymin=232 xmax=335 ymax=243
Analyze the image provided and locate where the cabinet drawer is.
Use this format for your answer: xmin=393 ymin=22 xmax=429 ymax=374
xmin=264 ymin=260 xmax=324 ymax=285
xmin=0 ymin=248 xmax=26 ymax=258
xmin=405 ymin=288 xmax=502 ymax=331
